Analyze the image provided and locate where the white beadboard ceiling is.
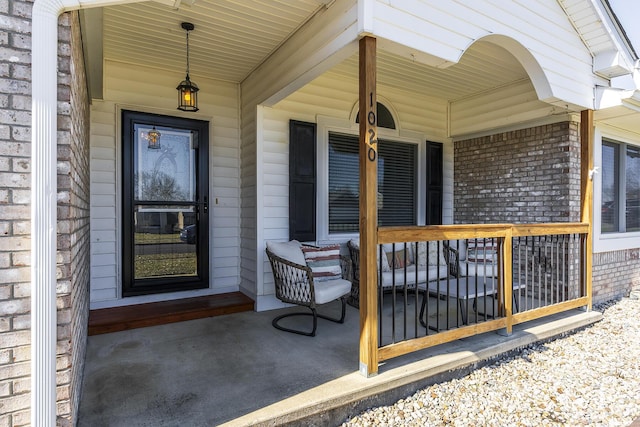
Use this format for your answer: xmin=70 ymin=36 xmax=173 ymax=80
xmin=102 ymin=0 xmax=328 ymax=83
xmin=97 ymin=0 xmax=529 ymax=102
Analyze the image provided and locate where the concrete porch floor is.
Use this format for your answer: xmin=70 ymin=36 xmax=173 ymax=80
xmin=77 ymin=298 xmax=602 ymax=426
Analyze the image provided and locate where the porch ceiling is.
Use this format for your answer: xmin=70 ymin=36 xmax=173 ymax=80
xmin=97 ymin=1 xmax=529 ymax=103
xmin=101 ymin=0 xmax=329 ymax=83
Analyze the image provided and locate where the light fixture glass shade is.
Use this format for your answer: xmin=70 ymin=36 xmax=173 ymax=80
xmin=147 ymin=126 xmax=161 ymax=149
xmin=177 ymin=75 xmax=199 ymax=112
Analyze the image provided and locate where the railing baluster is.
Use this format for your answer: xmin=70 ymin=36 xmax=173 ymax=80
xmin=373 ymin=224 xmax=589 ymax=361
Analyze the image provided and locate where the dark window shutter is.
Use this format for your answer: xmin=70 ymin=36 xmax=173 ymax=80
xmin=289 ymin=120 xmax=316 ymax=241
xmin=426 ymin=141 xmax=443 ymax=225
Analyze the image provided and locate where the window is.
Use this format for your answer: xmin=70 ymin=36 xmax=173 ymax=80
xmin=328 ymin=132 xmax=417 ymax=234
xmin=601 ymin=139 xmax=640 ymax=233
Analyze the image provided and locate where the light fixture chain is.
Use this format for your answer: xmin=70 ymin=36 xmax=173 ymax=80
xmin=186 ymin=29 xmax=190 ymax=76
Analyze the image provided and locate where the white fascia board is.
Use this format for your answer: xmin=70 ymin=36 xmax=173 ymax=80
xmin=590 ymin=0 xmax=636 ymax=77
xmin=358 ymin=0 xmax=374 ymax=35
xmin=594 ymin=49 xmax=634 ymax=78
xmin=595 ymin=86 xmax=635 ymax=109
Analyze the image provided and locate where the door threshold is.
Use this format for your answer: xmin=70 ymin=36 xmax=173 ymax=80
xmin=88 ymin=292 xmax=254 ymax=335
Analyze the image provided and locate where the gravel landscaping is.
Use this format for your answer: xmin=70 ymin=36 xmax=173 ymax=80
xmin=343 ymin=295 xmax=640 ymax=426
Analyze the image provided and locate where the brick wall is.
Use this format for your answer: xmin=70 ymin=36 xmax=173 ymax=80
xmin=593 ymin=249 xmax=640 ymax=303
xmin=0 ymin=0 xmax=37 ymax=423
xmin=56 ymin=11 xmax=91 ymax=426
xmin=0 ymin=4 xmax=90 ymax=425
xmin=454 ymin=121 xmax=639 ymax=305
xmin=454 ymin=121 xmax=581 ymax=224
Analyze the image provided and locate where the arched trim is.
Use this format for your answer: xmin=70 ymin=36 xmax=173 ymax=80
xmin=468 ymin=34 xmax=554 ymax=102
xmin=349 ymin=95 xmax=400 ymax=131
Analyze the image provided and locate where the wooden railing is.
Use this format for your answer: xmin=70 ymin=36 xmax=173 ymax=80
xmin=370 ymin=223 xmax=590 ymax=363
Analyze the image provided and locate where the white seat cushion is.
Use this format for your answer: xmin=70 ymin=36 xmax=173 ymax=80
xmin=459 ymin=261 xmax=498 ymax=278
xmin=380 ymin=264 xmax=449 ymax=288
xmin=313 ymin=278 xmax=351 ymax=305
xmin=266 ymin=240 xmax=306 ymax=266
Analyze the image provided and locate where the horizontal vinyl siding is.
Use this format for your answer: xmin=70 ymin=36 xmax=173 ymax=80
xmin=89 ymin=60 xmax=241 ymax=306
xmin=450 ymin=80 xmax=553 ymax=137
xmin=371 ymin=0 xmax=595 ymax=108
xmin=240 ymin=100 xmax=258 ymax=298
xmin=259 ymin=72 xmax=450 ymax=296
xmin=90 ymin=100 xmax=118 ymax=302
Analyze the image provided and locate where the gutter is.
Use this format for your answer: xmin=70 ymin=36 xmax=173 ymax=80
xmin=31 ymin=1 xmax=146 ymax=425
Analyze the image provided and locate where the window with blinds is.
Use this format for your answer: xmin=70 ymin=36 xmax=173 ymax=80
xmin=328 ymin=132 xmax=417 ymax=234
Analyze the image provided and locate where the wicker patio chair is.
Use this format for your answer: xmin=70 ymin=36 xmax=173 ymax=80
xmin=266 ymin=247 xmax=352 ymax=336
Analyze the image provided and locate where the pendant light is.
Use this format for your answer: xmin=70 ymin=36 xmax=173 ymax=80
xmin=147 ymin=126 xmax=161 ymax=149
xmin=177 ymin=22 xmax=199 ymax=112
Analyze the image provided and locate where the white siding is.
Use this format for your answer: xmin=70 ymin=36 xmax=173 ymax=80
xmin=255 ymin=72 xmax=451 ymax=307
xmin=450 ymin=80 xmax=553 ymax=137
xmin=89 ymin=60 xmax=241 ymax=308
xmin=370 ymin=0 xmax=595 ymax=109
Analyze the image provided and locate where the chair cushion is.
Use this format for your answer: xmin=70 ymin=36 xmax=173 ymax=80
xmin=386 ymin=248 xmax=412 ymax=269
xmin=447 ymin=240 xmax=468 ymax=261
xmin=467 ymin=239 xmax=498 ymax=263
xmin=313 ymin=278 xmax=351 ymax=304
xmin=302 ymin=244 xmax=342 ymax=282
xmin=349 ymin=238 xmax=391 ymax=272
xmin=459 ymin=260 xmax=498 ymax=278
xmin=416 ymin=241 xmax=447 ymax=267
xmin=266 ymin=240 xmax=306 ymax=266
xmin=380 ymin=264 xmax=449 ymax=288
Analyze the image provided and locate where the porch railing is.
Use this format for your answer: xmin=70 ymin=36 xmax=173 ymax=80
xmin=372 ymin=223 xmax=589 ymax=362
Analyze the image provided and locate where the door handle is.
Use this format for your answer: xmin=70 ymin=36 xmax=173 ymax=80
xmin=203 ymin=196 xmax=208 ymax=214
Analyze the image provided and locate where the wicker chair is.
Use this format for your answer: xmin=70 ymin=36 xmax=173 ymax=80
xmin=266 ymin=247 xmax=352 ymax=336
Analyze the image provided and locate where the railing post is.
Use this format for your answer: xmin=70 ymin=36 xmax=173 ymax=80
xmin=359 ymin=36 xmax=379 ymax=377
xmin=503 ymin=229 xmax=513 ymax=335
xmin=580 ymin=110 xmax=593 ymax=310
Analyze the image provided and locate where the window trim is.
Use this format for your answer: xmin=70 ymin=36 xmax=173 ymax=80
xmin=593 ymin=127 xmax=640 ymax=253
xmin=316 ymin=115 xmax=426 ymax=243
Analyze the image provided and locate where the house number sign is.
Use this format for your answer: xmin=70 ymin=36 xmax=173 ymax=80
xmin=366 ymin=92 xmax=377 ymax=162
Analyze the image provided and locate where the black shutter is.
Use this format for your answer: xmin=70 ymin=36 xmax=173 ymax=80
xmin=426 ymin=141 xmax=443 ymax=225
xmin=289 ymin=120 xmax=316 ymax=241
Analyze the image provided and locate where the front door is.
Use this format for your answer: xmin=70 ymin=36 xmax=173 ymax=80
xmin=122 ymin=110 xmax=209 ymax=296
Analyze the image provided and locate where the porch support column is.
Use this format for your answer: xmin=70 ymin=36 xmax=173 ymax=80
xmin=580 ymin=109 xmax=594 ymax=310
xmin=358 ymin=36 xmax=378 ymax=377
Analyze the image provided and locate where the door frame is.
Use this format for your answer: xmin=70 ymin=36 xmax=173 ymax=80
xmin=121 ymin=109 xmax=210 ymax=297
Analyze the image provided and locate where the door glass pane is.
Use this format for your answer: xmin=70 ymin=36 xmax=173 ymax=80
xmin=134 ymin=125 xmax=196 ymax=202
xmin=134 ymin=205 xmax=197 ymax=279
xmin=626 ymin=146 xmax=640 ymax=232
xmin=132 ymin=124 xmax=198 ymax=280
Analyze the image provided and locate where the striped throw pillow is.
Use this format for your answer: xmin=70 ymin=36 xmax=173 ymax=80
xmin=302 ymin=244 xmax=342 ymax=282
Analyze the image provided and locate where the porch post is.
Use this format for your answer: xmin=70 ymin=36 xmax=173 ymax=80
xmin=580 ymin=109 xmax=594 ymax=310
xmin=358 ymin=36 xmax=378 ymax=377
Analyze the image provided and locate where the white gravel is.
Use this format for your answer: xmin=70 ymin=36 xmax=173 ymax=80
xmin=343 ymin=296 xmax=640 ymax=426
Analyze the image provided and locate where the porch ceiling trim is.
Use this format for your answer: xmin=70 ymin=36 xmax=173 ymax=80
xmin=241 ymin=0 xmax=360 ymax=107
xmin=31 ymin=1 xmax=147 ymax=425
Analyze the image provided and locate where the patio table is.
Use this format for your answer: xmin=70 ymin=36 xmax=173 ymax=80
xmin=419 ymin=277 xmax=525 ymax=327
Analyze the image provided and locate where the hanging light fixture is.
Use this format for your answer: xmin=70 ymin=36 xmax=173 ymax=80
xmin=147 ymin=126 xmax=161 ymax=149
xmin=177 ymin=22 xmax=199 ymax=112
